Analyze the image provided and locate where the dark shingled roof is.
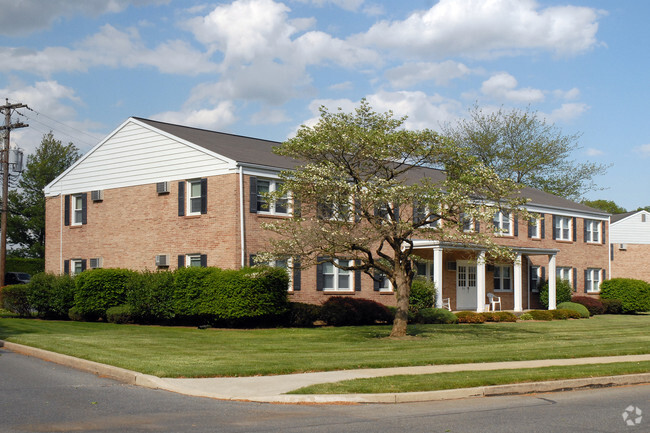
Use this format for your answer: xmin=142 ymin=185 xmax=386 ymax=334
xmin=611 ymin=211 xmax=639 ymax=224
xmin=135 ymin=117 xmax=608 ymax=217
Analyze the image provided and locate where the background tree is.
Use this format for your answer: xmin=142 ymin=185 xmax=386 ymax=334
xmin=8 ymin=132 xmax=81 ymax=258
xmin=442 ymin=105 xmax=608 ymax=201
xmin=263 ymin=101 xmax=525 ymax=337
xmin=581 ymin=199 xmax=626 ymax=214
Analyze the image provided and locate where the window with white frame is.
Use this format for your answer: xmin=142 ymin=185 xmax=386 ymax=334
xmin=256 ymin=179 xmax=289 ymax=215
xmin=321 ymin=259 xmax=353 ymax=291
xmin=493 ymin=211 xmax=512 ymax=236
xmin=71 ymin=259 xmax=84 ymax=275
xmin=529 ymin=265 xmax=541 ymax=292
xmin=585 ymin=219 xmax=601 ymax=243
xmin=187 ymin=179 xmax=203 ymax=215
xmin=554 ymin=216 xmax=572 ymax=241
xmin=318 ymin=200 xmax=351 ymax=221
xmin=377 ymin=273 xmax=392 ymax=292
xmin=557 ymin=267 xmax=572 ymax=285
xmin=258 ymin=257 xmax=294 ymax=291
xmin=461 ymin=213 xmax=475 ymax=232
xmin=586 ymin=268 xmax=601 ymax=292
xmin=186 ymin=254 xmax=203 ymax=268
xmin=528 ymin=217 xmax=541 ymax=239
xmin=72 ymin=194 xmax=84 ymax=225
xmin=493 ymin=265 xmax=512 ymax=291
xmin=414 ymin=205 xmax=440 ymax=228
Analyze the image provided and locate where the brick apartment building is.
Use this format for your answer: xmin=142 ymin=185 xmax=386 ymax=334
xmin=610 ymin=210 xmax=650 ymax=282
xmin=44 ymin=117 xmax=610 ymax=312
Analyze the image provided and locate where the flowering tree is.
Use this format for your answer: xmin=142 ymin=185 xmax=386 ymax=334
xmin=263 ymin=100 xmax=525 ymax=337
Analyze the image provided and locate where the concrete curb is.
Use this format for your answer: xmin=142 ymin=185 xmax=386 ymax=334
xmin=2 ymin=340 xmax=649 ymax=404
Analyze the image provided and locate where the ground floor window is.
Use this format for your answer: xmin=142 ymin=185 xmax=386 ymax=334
xmin=493 ymin=265 xmax=512 ymax=292
xmin=71 ymin=259 xmax=85 ymax=275
xmin=557 ymin=267 xmax=572 ymax=286
xmin=321 ymin=259 xmax=353 ymax=291
xmin=529 ymin=265 xmax=541 ymax=292
xmin=586 ymin=268 xmax=601 ymax=293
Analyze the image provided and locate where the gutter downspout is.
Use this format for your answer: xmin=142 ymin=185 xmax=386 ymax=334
xmin=239 ymin=165 xmax=245 ymax=268
xmin=59 ymin=185 xmax=63 ymax=274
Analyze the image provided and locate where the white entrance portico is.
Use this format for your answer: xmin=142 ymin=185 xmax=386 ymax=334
xmin=412 ymin=241 xmax=559 ymax=312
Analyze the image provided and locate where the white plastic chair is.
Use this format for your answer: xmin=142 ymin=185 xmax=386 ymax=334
xmin=487 ymin=293 xmax=501 ymax=311
xmin=441 ymin=298 xmax=451 ymax=311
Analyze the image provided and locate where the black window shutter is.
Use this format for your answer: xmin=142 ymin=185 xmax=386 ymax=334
xmin=292 ymin=259 xmax=301 ymax=291
xmin=475 ymin=221 xmax=480 ymax=232
xmin=552 ymin=215 xmax=558 ymax=240
xmin=354 ymin=260 xmax=362 ymax=291
xmin=541 ymin=266 xmax=546 ymax=283
xmin=200 ymin=254 xmax=207 ymax=268
xmin=249 ymin=254 xmax=256 ymax=267
xmin=373 ymin=271 xmax=381 ymax=291
xmin=572 ymin=217 xmax=577 ymax=242
xmin=610 ymin=243 xmax=614 ymax=261
xmin=64 ymin=195 xmax=70 ymax=226
xmin=249 ymin=177 xmax=257 ymax=213
xmin=316 ymin=257 xmax=324 ymax=291
xmin=178 ymin=255 xmax=185 ymax=269
xmin=541 ymin=214 xmax=545 ymax=239
xmin=601 ymin=222 xmax=606 ymax=244
xmin=602 ymin=269 xmax=606 ymax=281
xmin=200 ymin=178 xmax=208 ymax=214
xmin=178 ymin=181 xmax=185 ymax=216
xmin=64 ymin=260 xmax=70 ymax=275
xmin=573 ymin=268 xmax=577 ymax=291
xmin=514 ymin=217 xmax=518 ymax=237
xmin=81 ymin=259 xmax=87 ymax=272
xmin=584 ymin=269 xmax=589 ymax=293
xmin=584 ymin=219 xmax=588 ymax=243
xmin=81 ymin=193 xmax=87 ymax=225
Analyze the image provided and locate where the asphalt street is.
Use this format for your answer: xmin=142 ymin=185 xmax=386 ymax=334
xmin=1 ymin=348 xmax=648 ymax=433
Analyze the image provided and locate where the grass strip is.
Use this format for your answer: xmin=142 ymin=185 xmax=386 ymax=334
xmin=289 ymin=361 xmax=650 ymax=394
xmin=1 ymin=315 xmax=649 ymax=377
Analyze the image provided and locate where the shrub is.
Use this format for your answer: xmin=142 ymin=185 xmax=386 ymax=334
xmin=601 ymin=298 xmax=623 ymax=314
xmin=6 ymin=257 xmax=44 ymax=275
xmin=415 ymin=307 xmax=458 ymax=324
xmin=409 ymin=277 xmax=436 ymax=313
xmin=563 ymin=309 xmax=582 ymax=319
xmin=550 ymin=309 xmax=569 ymax=320
xmin=518 ymin=313 xmax=533 ymax=321
xmin=493 ymin=311 xmax=518 ymax=322
xmin=106 ymin=304 xmax=135 ymax=324
xmin=539 ymin=278 xmax=573 ymax=308
xmin=28 ymin=273 xmax=75 ymax=319
xmin=68 ymin=306 xmax=83 ymax=321
xmin=0 ymin=284 xmax=32 ymax=316
xmin=285 ymin=302 xmax=321 ymax=327
xmin=557 ymin=301 xmax=590 ymax=318
xmin=172 ymin=266 xmax=218 ymax=322
xmin=455 ymin=311 xmax=486 ymax=323
xmin=126 ymin=270 xmax=175 ymax=323
xmin=320 ymin=297 xmax=392 ymax=326
xmin=600 ymin=278 xmax=650 ymax=313
xmin=571 ymin=296 xmax=605 ymax=316
xmin=527 ymin=310 xmax=553 ymax=321
xmin=74 ymin=268 xmax=137 ymax=320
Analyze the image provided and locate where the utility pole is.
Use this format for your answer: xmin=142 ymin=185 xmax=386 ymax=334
xmin=0 ymin=99 xmax=28 ymax=287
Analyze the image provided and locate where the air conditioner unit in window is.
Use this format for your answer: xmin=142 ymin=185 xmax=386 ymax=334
xmin=156 ymin=181 xmax=169 ymax=194
xmin=155 ymin=254 xmax=170 ymax=267
xmin=91 ymin=190 xmax=103 ymax=201
xmin=619 ymin=243 xmax=627 ymax=250
xmin=89 ymin=257 xmax=103 ymax=269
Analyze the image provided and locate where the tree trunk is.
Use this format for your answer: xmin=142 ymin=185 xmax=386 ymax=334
xmin=389 ymin=264 xmax=411 ymax=338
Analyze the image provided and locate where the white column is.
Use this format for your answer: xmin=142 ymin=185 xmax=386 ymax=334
xmin=513 ymin=253 xmax=523 ymax=312
xmin=433 ymin=246 xmax=443 ymax=308
xmin=476 ymin=251 xmax=486 ymax=312
xmin=548 ymin=254 xmax=557 ymax=310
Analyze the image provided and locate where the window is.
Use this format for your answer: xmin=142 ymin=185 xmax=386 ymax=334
xmin=321 ymin=259 xmax=353 ymax=291
xmin=64 ymin=259 xmax=86 ymax=276
xmin=584 ymin=220 xmax=601 ymax=243
xmin=529 ymin=266 xmax=541 ymax=292
xmin=585 ymin=268 xmax=601 ymax=293
xmin=255 ymin=178 xmax=289 ymax=215
xmin=178 ymin=179 xmax=207 ymax=216
xmin=318 ymin=200 xmax=351 ymax=221
xmin=528 ymin=217 xmax=541 ymax=239
xmin=374 ymin=272 xmax=393 ymax=292
xmin=557 ymin=267 xmax=572 ymax=285
xmin=554 ymin=216 xmax=572 ymax=241
xmin=414 ymin=205 xmax=440 ymax=228
xmin=179 ymin=254 xmax=207 ymax=268
xmin=493 ymin=265 xmax=511 ymax=291
xmin=259 ymin=257 xmax=296 ymax=291
xmin=461 ymin=213 xmax=476 ymax=232
xmin=493 ymin=211 xmax=512 ymax=236
xmin=187 ymin=180 xmax=203 ymax=215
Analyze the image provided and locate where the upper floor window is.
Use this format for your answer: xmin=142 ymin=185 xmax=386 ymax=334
xmin=493 ymin=211 xmax=512 ymax=236
xmin=493 ymin=265 xmax=512 ymax=292
xmin=65 ymin=193 xmax=87 ymax=226
xmin=461 ymin=212 xmax=477 ymax=233
xmin=178 ymin=179 xmax=207 ymax=216
xmin=413 ymin=205 xmax=440 ymax=228
xmin=585 ymin=268 xmax=602 ymax=293
xmin=250 ymin=177 xmax=290 ymax=215
xmin=528 ymin=217 xmax=542 ymax=239
xmin=553 ymin=216 xmax=572 ymax=241
xmin=584 ymin=219 xmax=601 ymax=243
xmin=318 ymin=200 xmax=351 ymax=221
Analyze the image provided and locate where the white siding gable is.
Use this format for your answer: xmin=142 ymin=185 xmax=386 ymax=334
xmin=610 ymin=211 xmax=650 ymax=244
xmin=45 ymin=118 xmax=236 ymax=196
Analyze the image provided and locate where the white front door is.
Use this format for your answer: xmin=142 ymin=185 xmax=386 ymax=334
xmin=456 ymin=261 xmax=477 ymax=310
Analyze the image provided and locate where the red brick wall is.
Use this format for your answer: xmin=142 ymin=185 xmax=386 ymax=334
xmin=611 ymin=244 xmax=650 ymax=282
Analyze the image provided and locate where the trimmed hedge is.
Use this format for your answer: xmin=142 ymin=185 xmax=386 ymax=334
xmin=6 ymin=257 xmax=44 ymax=275
xmin=106 ymin=304 xmax=135 ymax=324
xmin=286 ymin=302 xmax=321 ymax=327
xmin=557 ymin=301 xmax=590 ymax=318
xmin=601 ymin=298 xmax=623 ymax=314
xmin=414 ymin=307 xmax=458 ymax=324
xmin=455 ymin=311 xmax=486 ymax=323
xmin=480 ymin=311 xmax=518 ymax=322
xmin=319 ymin=297 xmax=392 ymax=326
xmin=28 ymin=273 xmax=75 ymax=319
xmin=0 ymin=284 xmax=31 ymax=317
xmin=539 ymin=278 xmax=573 ymax=309
xmin=527 ymin=310 xmax=553 ymax=321
xmin=571 ymin=296 xmax=605 ymax=316
xmin=599 ymin=278 xmax=650 ymax=313
xmin=74 ymin=268 xmax=137 ymax=320
xmin=409 ymin=277 xmax=436 ymax=313
xmin=126 ymin=270 xmax=175 ymax=324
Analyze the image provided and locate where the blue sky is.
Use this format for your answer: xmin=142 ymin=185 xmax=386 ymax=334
xmin=0 ymin=0 xmax=648 ymax=210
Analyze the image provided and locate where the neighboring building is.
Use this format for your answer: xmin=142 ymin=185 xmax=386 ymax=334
xmin=44 ymin=117 xmax=610 ymax=312
xmin=610 ymin=210 xmax=650 ymax=282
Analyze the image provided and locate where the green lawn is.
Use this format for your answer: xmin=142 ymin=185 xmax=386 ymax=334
xmin=0 ymin=315 xmax=649 ymax=378
xmin=289 ymin=361 xmax=650 ymax=394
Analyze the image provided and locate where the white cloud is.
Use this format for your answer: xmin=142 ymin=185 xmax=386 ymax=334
xmin=0 ymin=0 xmax=169 ymax=36
xmin=546 ymin=102 xmax=589 ymax=123
xmin=329 ymin=81 xmax=353 ymax=91
xmin=152 ymin=101 xmax=238 ymax=130
xmin=553 ymin=87 xmax=581 ymax=100
xmin=586 ymin=148 xmax=604 ymax=156
xmin=251 ymin=108 xmax=290 ymax=125
xmin=480 ymin=73 xmax=545 ymax=103
xmin=357 ymin=0 xmax=603 ymax=59
xmin=634 ymin=144 xmax=650 ymax=158
xmin=385 ymin=61 xmax=474 ymax=88
xmin=294 ymin=0 xmax=365 ymax=12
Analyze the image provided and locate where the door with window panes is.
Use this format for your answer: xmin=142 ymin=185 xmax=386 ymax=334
xmin=456 ymin=261 xmax=477 ymax=310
